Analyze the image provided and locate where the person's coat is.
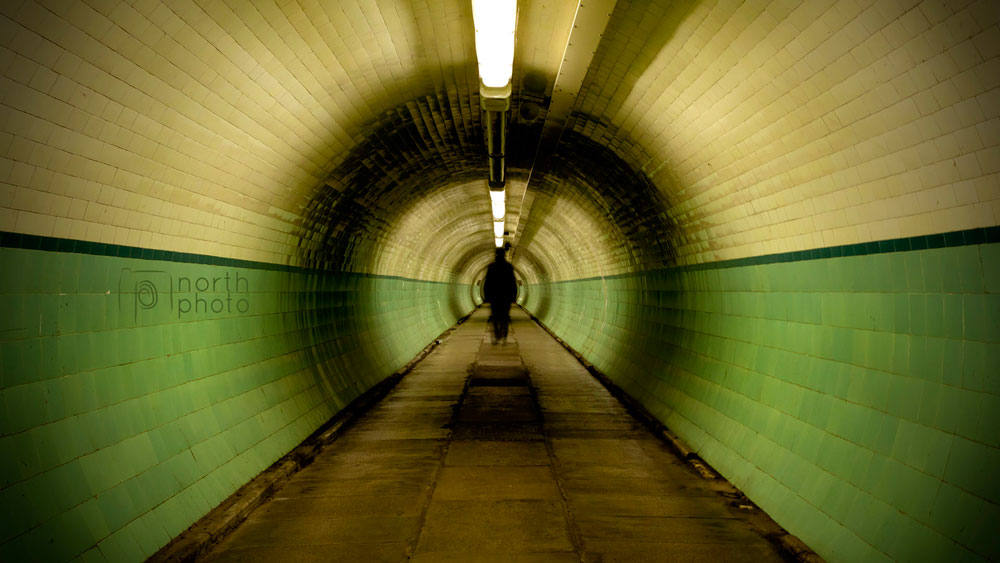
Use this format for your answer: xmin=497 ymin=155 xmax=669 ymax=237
xmin=483 ymin=259 xmax=517 ymax=305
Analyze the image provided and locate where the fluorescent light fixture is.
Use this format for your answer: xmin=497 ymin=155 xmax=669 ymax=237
xmin=472 ymin=0 xmax=516 ymax=88
xmin=489 ymin=189 xmax=505 ymax=219
xmin=495 ymin=237 xmax=503 ymax=247
xmin=493 ymin=220 xmax=504 ymax=238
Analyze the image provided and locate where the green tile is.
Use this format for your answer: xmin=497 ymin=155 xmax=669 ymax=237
xmin=78 ymin=546 xmax=109 ymax=563
xmin=891 ymin=334 xmax=910 ymax=374
xmin=50 ymin=501 xmax=108 ymax=561
xmin=921 ymin=250 xmax=945 ymax=293
xmin=883 ymin=253 xmax=907 ymax=292
xmin=923 ymin=294 xmax=945 ymax=338
xmin=866 ymin=332 xmax=893 ymax=372
xmin=910 ymin=336 xmax=943 ymax=383
xmin=939 ymin=338 xmax=964 ymax=387
xmin=952 ymin=245 xmax=985 ymax=293
xmin=963 ymin=500 xmax=1000 ymax=557
xmin=887 ymin=518 xmax=961 ymax=562
xmin=963 ymin=294 xmax=998 ymax=342
xmin=929 ymin=483 xmax=983 ymax=540
xmin=944 ymin=436 xmax=1000 ymax=501
xmin=908 ymin=294 xmax=928 ymax=336
xmin=973 ymin=395 xmax=1000 ymax=448
xmin=859 ymin=369 xmax=891 ymax=410
xmin=904 ymin=252 xmax=925 ymax=292
xmin=849 ymin=492 xmax=893 ymax=545
xmin=893 ymin=293 xmax=909 ymax=332
xmin=886 ymin=376 xmax=923 ymax=421
xmin=940 ymin=294 xmax=964 ymax=339
xmin=937 ymin=247 xmax=965 ymax=294
xmin=97 ymin=528 xmax=146 ymax=563
xmin=934 ymin=384 xmax=978 ymax=435
xmin=980 ymin=244 xmax=1000 ymax=293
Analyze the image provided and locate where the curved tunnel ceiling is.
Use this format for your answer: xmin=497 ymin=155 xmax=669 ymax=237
xmin=0 ymin=3 xmax=998 ymax=562
xmin=1 ymin=0 xmax=997 ymax=285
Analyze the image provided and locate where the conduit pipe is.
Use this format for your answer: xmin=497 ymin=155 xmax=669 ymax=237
xmin=484 ymin=101 xmax=508 ymax=188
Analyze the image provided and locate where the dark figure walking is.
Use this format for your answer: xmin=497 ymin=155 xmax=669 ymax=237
xmin=483 ymin=248 xmax=517 ymax=344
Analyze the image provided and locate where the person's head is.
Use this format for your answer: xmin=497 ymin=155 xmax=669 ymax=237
xmin=494 ymin=248 xmax=505 ymax=262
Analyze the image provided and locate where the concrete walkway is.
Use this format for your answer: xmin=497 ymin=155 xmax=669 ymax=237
xmin=201 ymin=308 xmax=788 ymax=562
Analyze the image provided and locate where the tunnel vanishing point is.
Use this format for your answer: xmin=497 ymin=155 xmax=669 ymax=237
xmin=0 ymin=0 xmax=998 ymax=561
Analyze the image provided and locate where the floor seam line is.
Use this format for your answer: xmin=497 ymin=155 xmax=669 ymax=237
xmin=404 ymin=327 xmax=484 ymax=560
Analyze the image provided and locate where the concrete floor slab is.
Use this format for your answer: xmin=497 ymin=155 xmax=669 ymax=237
xmin=218 ymin=515 xmax=419 ymax=547
xmin=567 ymin=492 xmax=734 ymax=518
xmin=250 ymin=493 xmax=425 ymax=520
xmin=431 ymin=466 xmax=561 ymax=501
xmin=556 ymin=461 xmax=675 ymax=481
xmin=443 ymin=440 xmax=550 ymax=466
xmin=580 ymin=541 xmax=785 ymax=563
xmin=344 ymin=426 xmax=452 ymax=441
xmin=414 ymin=500 xmax=574 ymax=554
xmin=542 ymin=412 xmax=645 ymax=428
xmin=325 ymin=437 xmax=447 ymax=453
xmin=575 ymin=514 xmax=765 ymax=543
xmin=410 ymin=551 xmax=580 ymax=562
xmin=560 ymin=476 xmax=701 ymax=498
xmin=549 ymin=437 xmax=662 ymax=466
xmin=449 ymin=422 xmax=545 ymax=441
xmin=202 ymin=543 xmax=410 ymax=563
xmin=306 ymin=449 xmax=444 ymax=468
xmin=290 ymin=460 xmax=438 ymax=481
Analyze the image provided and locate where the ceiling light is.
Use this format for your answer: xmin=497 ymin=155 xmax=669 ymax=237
xmin=493 ymin=220 xmax=504 ymax=238
xmin=495 ymin=237 xmax=503 ymax=248
xmin=472 ymin=0 xmax=516 ymax=88
xmin=490 ymin=189 xmax=505 ymax=219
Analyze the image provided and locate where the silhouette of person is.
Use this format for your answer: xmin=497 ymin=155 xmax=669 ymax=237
xmin=482 ymin=247 xmax=517 ymax=344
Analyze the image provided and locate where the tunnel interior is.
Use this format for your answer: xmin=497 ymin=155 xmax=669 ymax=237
xmin=0 ymin=1 xmax=998 ymax=562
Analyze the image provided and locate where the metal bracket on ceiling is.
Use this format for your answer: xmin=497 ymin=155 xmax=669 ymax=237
xmin=482 ymin=81 xmax=511 ymax=189
xmin=507 ymin=0 xmax=617 ymax=247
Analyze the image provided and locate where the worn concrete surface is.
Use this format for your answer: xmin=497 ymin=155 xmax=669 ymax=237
xmin=200 ymin=308 xmax=789 ymax=562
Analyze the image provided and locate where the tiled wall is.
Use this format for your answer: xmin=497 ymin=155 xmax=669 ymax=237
xmin=0 ymin=237 xmax=473 ymax=562
xmin=572 ymin=0 xmax=1000 ymax=265
xmin=4 ymin=0 xmax=997 ymax=285
xmin=524 ymin=234 xmax=999 ymax=562
xmin=0 ymin=0 xmax=496 ymax=272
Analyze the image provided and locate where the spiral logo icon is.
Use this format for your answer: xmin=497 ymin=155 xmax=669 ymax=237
xmin=119 ymin=269 xmax=173 ymax=325
xmin=136 ymin=279 xmax=158 ymax=309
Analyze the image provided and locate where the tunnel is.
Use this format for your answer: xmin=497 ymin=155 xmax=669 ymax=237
xmin=0 ymin=0 xmax=998 ymax=561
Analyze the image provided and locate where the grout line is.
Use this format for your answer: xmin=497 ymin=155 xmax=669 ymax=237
xmin=405 ymin=315 xmax=488 ymax=559
xmin=509 ymin=310 xmax=587 ymax=560
xmin=402 ymin=384 xmax=459 ymax=560
xmin=530 ymin=355 xmax=587 ymax=561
